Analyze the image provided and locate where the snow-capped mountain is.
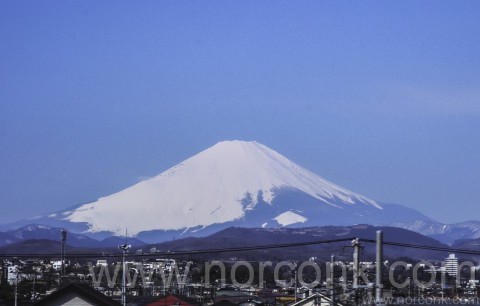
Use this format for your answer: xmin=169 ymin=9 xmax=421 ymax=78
xmin=3 ymin=140 xmax=436 ymax=243
xmin=63 ymin=140 xmax=383 ymax=235
xmin=392 ymin=220 xmax=480 ymax=244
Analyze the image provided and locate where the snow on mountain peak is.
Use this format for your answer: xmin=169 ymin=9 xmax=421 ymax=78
xmin=65 ymin=140 xmax=380 ymax=236
xmin=274 ymin=211 xmax=308 ymax=226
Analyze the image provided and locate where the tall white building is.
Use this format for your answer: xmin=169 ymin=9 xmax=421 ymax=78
xmin=7 ymin=265 xmax=18 ymax=285
xmin=445 ymin=253 xmax=458 ymax=277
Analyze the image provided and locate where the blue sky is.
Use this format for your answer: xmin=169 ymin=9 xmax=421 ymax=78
xmin=1 ymin=1 xmax=479 ymax=225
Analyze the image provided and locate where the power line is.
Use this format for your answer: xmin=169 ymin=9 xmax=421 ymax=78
xmin=2 ymin=237 xmax=480 ymax=259
xmin=0 ymin=237 xmax=355 ymax=259
xmin=362 ymin=239 xmax=480 ymax=256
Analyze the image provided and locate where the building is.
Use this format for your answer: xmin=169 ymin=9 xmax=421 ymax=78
xmin=289 ymin=293 xmax=343 ymax=306
xmin=7 ymin=265 xmax=18 ymax=285
xmin=143 ymin=294 xmax=200 ymax=306
xmin=52 ymin=261 xmax=63 ymax=271
xmin=32 ymin=283 xmax=121 ymax=306
xmin=96 ymin=260 xmax=108 ymax=267
xmin=445 ymin=253 xmax=458 ymax=277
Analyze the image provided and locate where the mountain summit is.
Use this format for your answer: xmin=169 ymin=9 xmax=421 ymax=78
xmin=8 ymin=140 xmax=434 ymax=242
xmin=63 ymin=140 xmax=383 ymax=236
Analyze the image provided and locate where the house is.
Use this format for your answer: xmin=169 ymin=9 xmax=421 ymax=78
xmin=211 ymin=300 xmax=237 ymax=306
xmin=96 ymin=260 xmax=108 ymax=267
xmin=142 ymin=294 xmax=200 ymax=306
xmin=32 ymin=283 xmax=121 ymax=306
xmin=288 ymin=293 xmax=343 ymax=306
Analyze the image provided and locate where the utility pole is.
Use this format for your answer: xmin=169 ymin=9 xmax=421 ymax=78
xmin=32 ymin=272 xmax=36 ymax=302
xmin=294 ymin=262 xmax=298 ymax=303
xmin=15 ymin=268 xmax=18 ymax=306
xmin=330 ymin=255 xmax=336 ymax=306
xmin=351 ymin=238 xmax=361 ymax=306
xmin=61 ymin=229 xmax=67 ymax=280
xmin=119 ymin=243 xmax=131 ymax=306
xmin=352 ymin=238 xmax=360 ymax=289
xmin=376 ymin=230 xmax=384 ymax=306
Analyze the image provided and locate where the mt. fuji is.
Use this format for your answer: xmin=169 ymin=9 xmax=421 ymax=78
xmin=6 ymin=140 xmax=434 ymax=242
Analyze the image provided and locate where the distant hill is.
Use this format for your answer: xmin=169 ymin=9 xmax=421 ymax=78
xmin=392 ymin=220 xmax=480 ymax=245
xmin=0 ymin=231 xmax=19 ymax=246
xmin=0 ymin=238 xmax=139 ymax=257
xmin=0 ymin=225 xmax=449 ymax=261
xmin=451 ymin=237 xmax=480 ymax=255
xmin=0 ymin=224 xmax=146 ymax=249
xmin=0 ymin=239 xmax=96 ymax=256
xmin=144 ymin=225 xmax=450 ymax=261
